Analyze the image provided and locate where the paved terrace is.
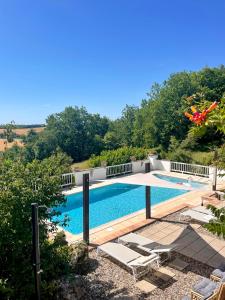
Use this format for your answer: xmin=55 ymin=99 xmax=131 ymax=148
xmin=60 ymin=171 xmax=225 ymax=298
xmin=63 ymin=171 xmax=224 ymax=246
xmin=137 ymin=215 xmax=225 ymax=269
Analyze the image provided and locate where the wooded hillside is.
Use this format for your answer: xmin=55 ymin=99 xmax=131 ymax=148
xmin=2 ymin=66 xmax=225 ymax=165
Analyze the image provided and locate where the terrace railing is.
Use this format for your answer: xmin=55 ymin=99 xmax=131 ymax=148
xmin=106 ymin=162 xmax=133 ymax=178
xmin=171 ymin=161 xmax=210 ymax=177
xmin=61 ymin=172 xmax=75 ymax=187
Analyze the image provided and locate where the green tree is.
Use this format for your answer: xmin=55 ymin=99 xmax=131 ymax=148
xmin=28 ymin=106 xmax=110 ymax=162
xmin=0 ymin=152 xmax=75 ymax=299
xmin=3 ymin=121 xmax=15 ymax=144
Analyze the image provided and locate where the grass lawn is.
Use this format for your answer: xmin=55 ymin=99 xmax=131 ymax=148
xmin=71 ymin=160 xmax=90 ymax=170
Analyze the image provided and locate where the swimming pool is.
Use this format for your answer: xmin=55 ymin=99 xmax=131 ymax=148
xmin=153 ymin=173 xmax=207 ymax=189
xmin=53 ymin=183 xmax=187 ymax=234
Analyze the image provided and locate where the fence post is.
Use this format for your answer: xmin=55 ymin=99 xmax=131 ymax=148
xmin=212 ymin=167 xmax=217 ymax=191
xmin=83 ymin=173 xmax=90 ymax=244
xmin=145 ymin=186 xmax=151 ymax=219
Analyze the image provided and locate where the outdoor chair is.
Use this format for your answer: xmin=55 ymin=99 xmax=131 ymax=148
xmin=97 ymin=241 xmax=160 ymax=280
xmin=182 ymin=275 xmax=225 ymax=300
xmin=118 ymin=232 xmax=177 ymax=264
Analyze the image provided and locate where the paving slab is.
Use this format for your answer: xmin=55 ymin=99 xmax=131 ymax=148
xmin=198 ymin=233 xmax=216 ymax=244
xmin=219 ymin=247 xmax=225 ymax=256
xmin=154 ymin=267 xmax=175 ymax=281
xmin=135 ymin=280 xmax=157 ymax=293
xmin=190 ymin=223 xmax=202 ymax=230
xmin=158 ymin=236 xmax=178 ymax=245
xmin=169 ymin=258 xmax=189 ymax=271
xmin=209 ymin=239 xmax=225 ymax=252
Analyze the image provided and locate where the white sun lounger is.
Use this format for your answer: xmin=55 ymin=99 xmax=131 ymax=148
xmin=97 ymin=242 xmax=160 ymax=280
xmin=180 ymin=209 xmax=215 ymax=223
xmin=118 ymin=233 xmax=177 ymax=263
xmin=191 ymin=206 xmax=214 ymax=216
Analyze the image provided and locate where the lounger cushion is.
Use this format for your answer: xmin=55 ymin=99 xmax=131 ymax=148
xmin=193 ymin=278 xmax=218 ymax=299
xmin=181 ymin=209 xmax=215 ymax=223
xmin=212 ymin=268 xmax=225 ymax=279
xmin=128 ymin=253 xmax=159 ymax=266
xmin=143 ymin=243 xmax=177 ymax=252
xmin=119 ymin=233 xmax=176 ymax=253
xmin=181 ymin=296 xmax=190 ymax=300
xmin=98 ymin=242 xmax=141 ymax=264
xmin=119 ymin=233 xmax=154 ymax=246
xmin=192 ymin=206 xmax=213 ymax=216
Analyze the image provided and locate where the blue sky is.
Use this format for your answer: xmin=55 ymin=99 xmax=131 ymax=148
xmin=0 ymin=0 xmax=224 ymax=124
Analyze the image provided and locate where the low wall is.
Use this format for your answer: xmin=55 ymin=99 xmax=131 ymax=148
xmin=74 ymin=167 xmax=106 ymax=185
xmin=73 ymin=159 xmax=150 ymax=186
xmin=154 ymin=159 xmax=171 ymax=172
xmin=149 ymin=155 xmax=171 ymax=172
xmin=69 ymin=159 xmax=225 ymax=186
xmin=132 ymin=159 xmax=149 ymax=173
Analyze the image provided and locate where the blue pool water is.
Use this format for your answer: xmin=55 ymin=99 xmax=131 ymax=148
xmin=53 ymin=183 xmax=187 ymax=234
xmin=153 ymin=173 xmax=207 ymax=189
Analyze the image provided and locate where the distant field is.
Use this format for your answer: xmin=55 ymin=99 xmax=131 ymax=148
xmin=0 ymin=139 xmax=24 ymax=152
xmin=0 ymin=127 xmax=44 ymax=136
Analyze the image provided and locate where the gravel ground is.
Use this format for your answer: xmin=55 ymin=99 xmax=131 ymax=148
xmin=64 ymin=209 xmax=218 ymax=300
xmin=80 ymin=249 xmax=213 ymax=300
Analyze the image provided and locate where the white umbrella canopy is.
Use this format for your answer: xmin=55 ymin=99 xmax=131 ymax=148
xmin=109 ymin=172 xmax=196 ymax=190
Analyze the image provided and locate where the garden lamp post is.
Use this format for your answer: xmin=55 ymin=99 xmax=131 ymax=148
xmin=31 ymin=203 xmax=41 ymax=300
xmin=31 ymin=204 xmax=48 ymax=300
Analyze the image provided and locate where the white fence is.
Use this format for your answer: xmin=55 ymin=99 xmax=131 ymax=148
xmin=106 ymin=162 xmax=133 ymax=178
xmin=170 ymin=161 xmax=210 ymax=177
xmin=61 ymin=173 xmax=75 ymax=187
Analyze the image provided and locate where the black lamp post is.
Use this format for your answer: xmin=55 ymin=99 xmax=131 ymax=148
xmin=31 ymin=203 xmax=41 ymax=300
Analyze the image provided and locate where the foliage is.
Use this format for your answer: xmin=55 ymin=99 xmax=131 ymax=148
xmin=204 ymin=205 xmax=225 ymax=239
xmin=3 ymin=121 xmax=16 ymax=143
xmin=89 ymin=146 xmax=149 ymax=167
xmin=0 ymin=153 xmax=76 ymax=299
xmin=3 ymin=66 xmax=225 ymax=165
xmin=113 ymin=66 xmax=225 ymax=151
xmin=23 ymin=106 xmax=110 ymax=162
xmin=189 ymin=151 xmax=214 ymax=165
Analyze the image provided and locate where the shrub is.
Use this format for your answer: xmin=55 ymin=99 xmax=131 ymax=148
xmin=167 ymin=149 xmax=192 ymax=163
xmin=0 ymin=155 xmax=85 ymax=299
xmin=190 ymin=151 xmax=214 ymax=165
xmin=89 ymin=147 xmax=149 ymax=167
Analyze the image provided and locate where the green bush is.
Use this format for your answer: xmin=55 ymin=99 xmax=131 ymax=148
xmin=0 ymin=155 xmax=87 ymax=300
xmin=167 ymin=149 xmax=192 ymax=163
xmin=190 ymin=151 xmax=214 ymax=165
xmin=89 ymin=146 xmax=149 ymax=167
